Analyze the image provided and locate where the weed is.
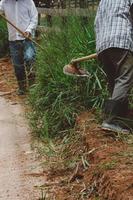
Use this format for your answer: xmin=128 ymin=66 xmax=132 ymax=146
xmin=99 ymin=160 xmax=117 ymax=170
xmin=28 ymin=14 xmax=107 ymax=137
xmin=0 ymin=18 xmax=8 ymax=57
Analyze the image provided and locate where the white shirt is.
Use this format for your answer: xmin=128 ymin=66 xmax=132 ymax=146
xmin=0 ymin=0 xmax=38 ymax=41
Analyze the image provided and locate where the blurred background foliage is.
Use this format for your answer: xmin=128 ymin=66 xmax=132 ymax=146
xmin=0 ymin=17 xmax=8 ymax=57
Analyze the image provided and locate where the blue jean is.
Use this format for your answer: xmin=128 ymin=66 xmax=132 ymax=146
xmin=9 ymin=40 xmax=36 ymax=85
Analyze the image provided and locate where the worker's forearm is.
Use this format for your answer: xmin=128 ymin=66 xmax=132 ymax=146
xmin=26 ymin=2 xmax=38 ymax=34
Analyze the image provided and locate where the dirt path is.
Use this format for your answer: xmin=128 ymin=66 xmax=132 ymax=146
xmin=0 ymin=58 xmax=48 ymax=200
xmin=0 ymin=97 xmax=46 ymax=200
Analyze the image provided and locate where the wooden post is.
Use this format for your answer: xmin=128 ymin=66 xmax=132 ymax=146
xmin=45 ymin=0 xmax=53 ymax=27
xmin=79 ymin=0 xmax=88 ymax=26
xmin=75 ymin=0 xmax=78 ymax=8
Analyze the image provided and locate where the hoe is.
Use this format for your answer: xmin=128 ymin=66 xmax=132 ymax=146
xmin=0 ymin=13 xmax=44 ymax=50
xmin=63 ymin=53 xmax=97 ymax=77
xmin=0 ymin=13 xmax=97 ymax=76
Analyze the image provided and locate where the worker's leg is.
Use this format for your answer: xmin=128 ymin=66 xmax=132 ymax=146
xmin=102 ymin=52 xmax=133 ymax=133
xmin=99 ymin=49 xmax=133 ymax=133
xmin=98 ymin=54 xmax=115 ymax=95
xmin=9 ymin=41 xmax=26 ymax=95
xmin=23 ymin=40 xmax=36 ymax=86
xmin=112 ymin=52 xmax=133 ymax=101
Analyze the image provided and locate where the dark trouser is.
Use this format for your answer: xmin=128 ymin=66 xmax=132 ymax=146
xmin=9 ymin=40 xmax=36 ymax=89
xmin=98 ymin=48 xmax=133 ymax=121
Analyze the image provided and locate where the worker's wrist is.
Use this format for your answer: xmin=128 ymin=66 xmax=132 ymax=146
xmin=24 ymin=31 xmax=31 ymax=38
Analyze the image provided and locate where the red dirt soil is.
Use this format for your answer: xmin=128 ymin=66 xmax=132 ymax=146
xmin=45 ymin=112 xmax=133 ymax=200
xmin=0 ymin=57 xmax=26 ymax=102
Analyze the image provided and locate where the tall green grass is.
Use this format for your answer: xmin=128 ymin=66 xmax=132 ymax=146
xmin=29 ymin=15 xmax=107 ymax=137
xmin=0 ymin=18 xmax=8 ymax=57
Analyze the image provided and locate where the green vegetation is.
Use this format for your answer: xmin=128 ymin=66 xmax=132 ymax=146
xmin=29 ymin=15 xmax=107 ymax=137
xmin=0 ymin=18 xmax=8 ymax=57
xmin=99 ymin=160 xmax=117 ymax=170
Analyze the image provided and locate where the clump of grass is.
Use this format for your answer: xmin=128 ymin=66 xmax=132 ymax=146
xmin=29 ymin=14 xmax=107 ymax=137
xmin=0 ymin=18 xmax=8 ymax=57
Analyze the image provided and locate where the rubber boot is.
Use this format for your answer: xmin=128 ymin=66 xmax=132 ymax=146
xmin=103 ymin=99 xmax=128 ymax=121
xmin=17 ymin=80 xmax=27 ymax=95
xmin=102 ymin=99 xmax=130 ymax=133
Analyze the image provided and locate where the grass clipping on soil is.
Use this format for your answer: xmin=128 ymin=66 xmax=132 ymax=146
xmin=35 ymin=111 xmax=133 ymax=200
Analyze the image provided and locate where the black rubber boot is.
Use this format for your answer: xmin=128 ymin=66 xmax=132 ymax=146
xmin=17 ymin=80 xmax=27 ymax=95
xmin=102 ymin=99 xmax=131 ymax=133
xmin=103 ymin=99 xmax=128 ymax=122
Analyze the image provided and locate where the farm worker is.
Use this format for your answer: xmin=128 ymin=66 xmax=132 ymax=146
xmin=0 ymin=0 xmax=38 ymax=95
xmin=95 ymin=0 xmax=133 ymax=133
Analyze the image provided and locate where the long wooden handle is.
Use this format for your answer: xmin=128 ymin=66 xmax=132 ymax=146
xmin=71 ymin=53 xmax=97 ymax=64
xmin=0 ymin=13 xmax=44 ymax=51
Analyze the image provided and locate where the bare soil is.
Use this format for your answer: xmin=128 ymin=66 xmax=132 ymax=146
xmin=39 ymin=111 xmax=132 ymax=200
xmin=0 ymin=58 xmax=47 ymax=200
xmin=0 ymin=58 xmax=22 ymax=102
xmin=0 ymin=58 xmax=133 ymax=200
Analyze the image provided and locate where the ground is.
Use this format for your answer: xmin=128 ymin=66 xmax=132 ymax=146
xmin=0 ymin=58 xmax=21 ymax=101
xmin=0 ymin=58 xmax=46 ymax=200
xmin=0 ymin=58 xmax=133 ymax=200
xmin=40 ymin=112 xmax=133 ymax=200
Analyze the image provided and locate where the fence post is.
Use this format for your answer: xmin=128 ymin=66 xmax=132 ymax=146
xmin=79 ymin=0 xmax=88 ymax=26
xmin=60 ymin=0 xmax=67 ymax=26
xmin=45 ymin=0 xmax=53 ymax=27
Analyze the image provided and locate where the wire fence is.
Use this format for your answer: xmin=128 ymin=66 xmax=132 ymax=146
xmin=34 ymin=0 xmax=99 ymax=8
xmin=34 ymin=0 xmax=100 ymax=31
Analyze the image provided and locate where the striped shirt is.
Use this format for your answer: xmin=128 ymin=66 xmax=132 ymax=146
xmin=95 ymin=0 xmax=133 ymax=54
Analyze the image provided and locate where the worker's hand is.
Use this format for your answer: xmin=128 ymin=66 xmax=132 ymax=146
xmin=24 ymin=31 xmax=31 ymax=39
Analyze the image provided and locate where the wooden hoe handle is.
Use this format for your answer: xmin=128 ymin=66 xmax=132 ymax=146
xmin=0 ymin=13 xmax=44 ymax=51
xmin=71 ymin=53 xmax=97 ymax=64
